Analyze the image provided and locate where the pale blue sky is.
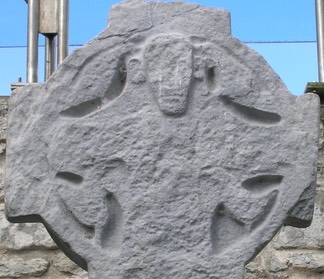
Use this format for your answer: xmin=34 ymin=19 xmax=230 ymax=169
xmin=0 ymin=0 xmax=319 ymax=95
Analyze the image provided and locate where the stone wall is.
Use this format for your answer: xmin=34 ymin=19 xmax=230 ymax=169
xmin=0 ymin=96 xmax=323 ymax=278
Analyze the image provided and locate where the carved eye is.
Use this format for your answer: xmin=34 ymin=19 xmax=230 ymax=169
xmin=220 ymin=96 xmax=281 ymax=126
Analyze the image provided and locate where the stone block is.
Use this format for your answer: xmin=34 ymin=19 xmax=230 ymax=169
xmin=0 ymin=97 xmax=8 ymax=141
xmin=245 ymin=256 xmax=268 ymax=279
xmin=0 ymin=151 xmax=5 ymax=203
xmin=53 ymin=253 xmax=88 ymax=276
xmin=288 ymin=252 xmax=324 ymax=272
xmin=5 ymin=1 xmax=320 ymax=279
xmin=0 ymin=256 xmax=49 ymax=278
xmin=273 ymin=189 xmax=324 ymax=250
xmin=265 ymin=252 xmax=289 ymax=273
xmin=0 ymin=204 xmax=56 ymax=251
xmin=0 ymin=97 xmax=7 ymax=202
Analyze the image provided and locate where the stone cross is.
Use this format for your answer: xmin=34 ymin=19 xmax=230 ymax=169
xmin=5 ymin=1 xmax=320 ymax=279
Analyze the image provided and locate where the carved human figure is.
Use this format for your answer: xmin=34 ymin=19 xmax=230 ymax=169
xmin=5 ymin=2 xmax=319 ymax=279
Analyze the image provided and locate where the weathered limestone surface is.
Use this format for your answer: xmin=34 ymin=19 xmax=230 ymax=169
xmin=2 ymin=115 xmax=322 ymax=279
xmin=0 ymin=97 xmax=88 ymax=278
xmin=245 ymin=116 xmax=324 ymax=279
xmin=0 ymin=97 xmax=8 ymax=203
xmin=2 ymin=1 xmax=321 ymax=279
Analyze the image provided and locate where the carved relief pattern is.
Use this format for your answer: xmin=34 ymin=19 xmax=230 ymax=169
xmin=5 ymin=2 xmax=319 ymax=279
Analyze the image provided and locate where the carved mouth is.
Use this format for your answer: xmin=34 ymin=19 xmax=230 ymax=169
xmin=160 ymin=95 xmax=185 ymax=101
xmin=155 ymin=84 xmax=189 ymax=116
xmin=159 ymin=87 xmax=187 ymax=101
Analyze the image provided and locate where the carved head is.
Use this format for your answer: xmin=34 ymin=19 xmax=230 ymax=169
xmin=144 ymin=35 xmax=193 ymax=116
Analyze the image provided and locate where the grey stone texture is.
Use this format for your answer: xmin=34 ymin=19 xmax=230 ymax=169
xmin=0 ymin=97 xmax=8 ymax=203
xmin=4 ymin=1 xmax=320 ymax=279
xmin=0 ymin=97 xmax=88 ymax=279
xmin=245 ymin=116 xmax=324 ymax=279
xmin=0 ymin=256 xmax=49 ymax=278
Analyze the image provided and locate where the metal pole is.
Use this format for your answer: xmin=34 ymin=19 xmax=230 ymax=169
xmin=27 ymin=0 xmax=39 ymax=83
xmin=57 ymin=0 xmax=69 ymax=65
xmin=45 ymin=35 xmax=56 ymax=81
xmin=316 ymin=0 xmax=324 ymax=82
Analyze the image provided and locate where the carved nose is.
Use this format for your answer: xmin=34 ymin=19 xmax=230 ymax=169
xmin=162 ymin=78 xmax=181 ymax=88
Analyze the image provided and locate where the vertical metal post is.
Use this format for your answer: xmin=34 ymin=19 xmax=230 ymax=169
xmin=27 ymin=0 xmax=39 ymax=83
xmin=25 ymin=0 xmax=69 ymax=82
xmin=316 ymin=0 xmax=324 ymax=82
xmin=45 ymin=35 xmax=56 ymax=81
xmin=58 ymin=0 xmax=69 ymax=65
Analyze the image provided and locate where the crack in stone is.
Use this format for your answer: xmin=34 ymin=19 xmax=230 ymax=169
xmin=171 ymin=5 xmax=200 ymax=18
xmin=98 ymin=5 xmax=200 ymax=41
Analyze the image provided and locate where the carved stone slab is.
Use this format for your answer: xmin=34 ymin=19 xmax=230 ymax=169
xmin=5 ymin=1 xmax=320 ymax=278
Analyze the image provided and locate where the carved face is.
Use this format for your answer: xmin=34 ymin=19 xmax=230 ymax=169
xmin=144 ymin=35 xmax=193 ymax=116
